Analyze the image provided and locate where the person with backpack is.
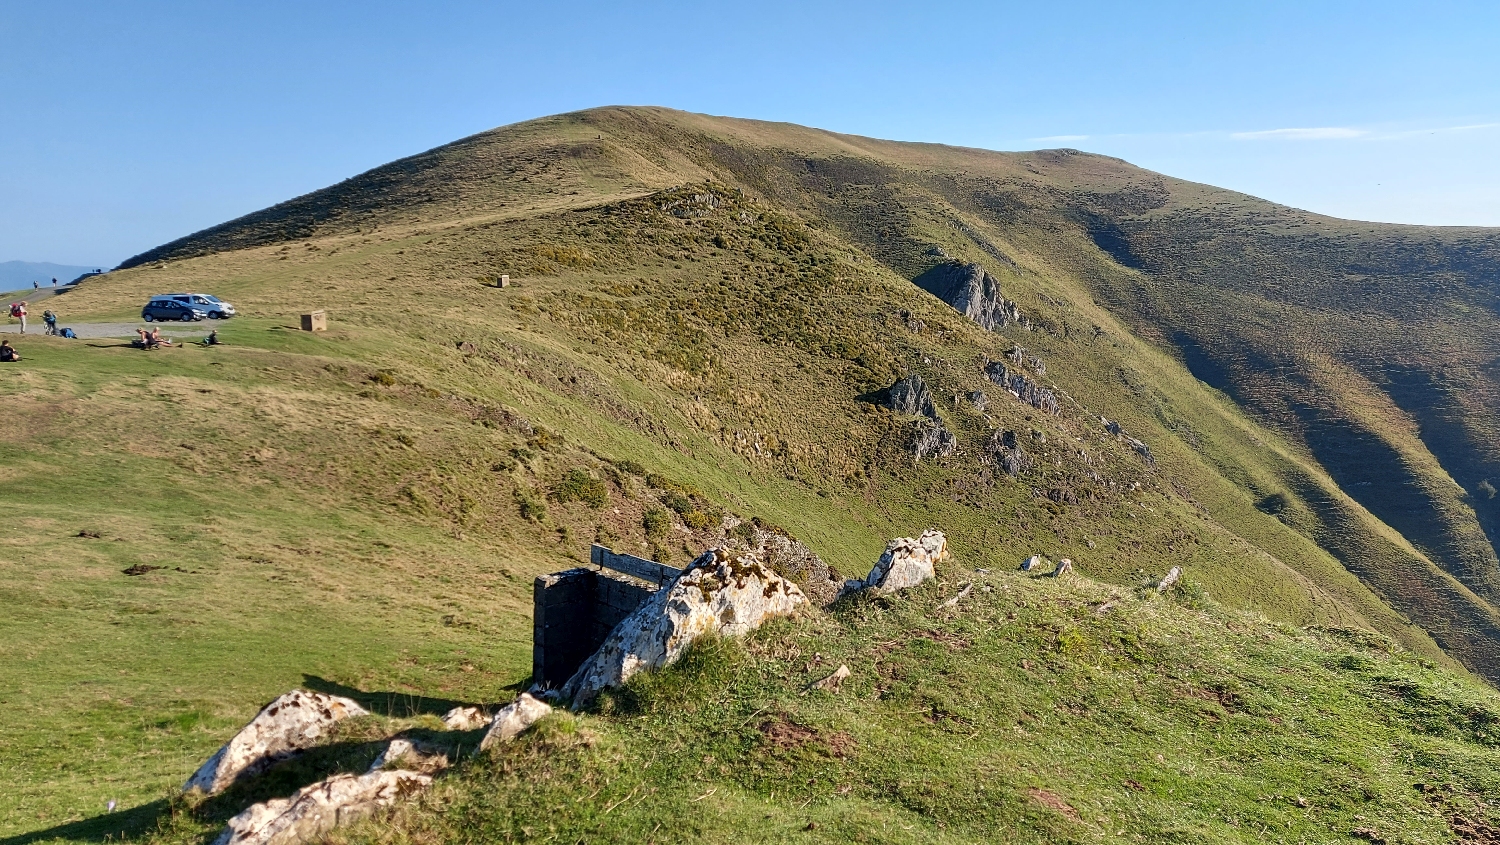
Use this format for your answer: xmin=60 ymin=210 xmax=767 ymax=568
xmin=9 ymin=302 xmax=26 ymax=333
xmin=42 ymin=310 xmax=58 ymax=336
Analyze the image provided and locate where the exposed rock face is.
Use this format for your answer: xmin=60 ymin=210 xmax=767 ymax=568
xmin=967 ymin=390 xmax=987 ymax=412
xmin=742 ymin=523 xmax=841 ymax=606
xmin=1125 ymin=436 xmax=1156 ymax=467
xmin=986 ymin=429 xmax=1032 ymax=477
xmin=911 ymin=420 xmax=958 ymax=461
xmin=846 ymin=530 xmax=948 ymax=594
xmin=1156 ymin=567 xmax=1182 ymax=592
xmin=479 ymin=693 xmax=552 ymax=750
xmin=561 ymin=548 xmax=806 ymax=708
xmin=368 ymin=739 xmax=450 ymax=774
xmin=984 ymin=360 xmax=1060 ymax=415
xmin=185 ymin=690 xmax=369 ymax=795
xmin=1020 ymin=555 xmax=1043 ymax=571
xmin=213 ymin=770 xmax=431 ymax=845
xmin=440 ymin=705 xmax=489 ymax=731
xmin=913 ymin=261 xmax=1022 ymax=331
xmin=1007 ymin=345 xmax=1046 ymax=375
xmin=1050 ymin=558 xmax=1074 ymax=577
xmin=887 ymin=374 xmax=937 ymax=418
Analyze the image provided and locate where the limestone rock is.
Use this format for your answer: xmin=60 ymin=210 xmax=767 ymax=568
xmin=440 ymin=705 xmax=489 ymax=731
xmin=1020 ymin=554 xmax=1043 ymax=571
xmin=987 ymin=429 xmax=1031 ymax=477
xmin=561 ymin=548 xmax=806 ymax=708
xmin=984 ymin=360 xmax=1060 ymax=415
xmin=913 ymin=261 xmax=1022 ymax=331
xmin=479 ymin=693 xmax=552 ymax=750
xmin=186 ymin=690 xmax=369 ymax=795
xmin=1050 ymin=558 xmax=1074 ymax=578
xmin=966 ymin=390 xmax=987 ymax=412
xmin=213 ymin=770 xmax=430 ymax=845
xmin=910 ymin=420 xmax=957 ymax=461
xmin=848 ymin=530 xmax=948 ymax=594
xmin=368 ymin=739 xmax=449 ymax=774
xmin=735 ymin=522 xmax=840 ymax=606
xmin=1156 ymin=566 xmax=1182 ymax=593
xmin=886 ymin=374 xmax=937 ymax=419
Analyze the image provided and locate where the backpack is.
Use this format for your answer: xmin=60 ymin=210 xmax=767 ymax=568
xmin=8 ymin=304 xmax=19 ymax=317
xmin=61 ymin=328 xmax=76 ymax=339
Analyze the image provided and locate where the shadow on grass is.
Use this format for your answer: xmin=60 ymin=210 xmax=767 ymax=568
xmin=0 ymin=799 xmax=171 ymax=845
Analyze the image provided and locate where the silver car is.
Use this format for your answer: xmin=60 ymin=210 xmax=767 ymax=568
xmin=161 ymin=293 xmax=237 ymax=319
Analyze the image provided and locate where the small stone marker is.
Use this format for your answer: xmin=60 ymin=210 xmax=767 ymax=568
xmin=497 ymin=274 xmax=510 ymax=288
xmin=300 ymin=310 xmax=327 ymax=332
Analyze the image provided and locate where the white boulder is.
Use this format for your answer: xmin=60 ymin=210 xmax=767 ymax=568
xmin=845 ymin=530 xmax=949 ymax=594
xmin=561 ymin=548 xmax=806 ymax=708
xmin=479 ymin=694 xmax=552 ymax=750
xmin=440 ymin=705 xmax=489 ymax=731
xmin=186 ymin=690 xmax=369 ymax=795
xmin=213 ymin=769 xmax=431 ymax=845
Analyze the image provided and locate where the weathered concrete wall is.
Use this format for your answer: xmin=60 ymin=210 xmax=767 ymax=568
xmin=532 ymin=569 xmax=656 ymax=688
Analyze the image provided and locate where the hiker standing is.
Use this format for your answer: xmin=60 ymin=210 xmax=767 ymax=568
xmin=51 ymin=278 xmax=57 ymax=289
xmin=32 ymin=281 xmax=38 ymax=291
xmin=10 ymin=302 xmax=26 ymax=333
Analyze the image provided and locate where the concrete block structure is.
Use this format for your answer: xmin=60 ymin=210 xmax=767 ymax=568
xmin=531 ymin=547 xmax=683 ymax=688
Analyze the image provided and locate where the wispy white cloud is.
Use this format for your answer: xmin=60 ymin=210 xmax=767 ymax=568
xmin=1231 ymin=127 xmax=1367 ymax=141
xmin=1031 ymin=134 xmax=1089 ymax=143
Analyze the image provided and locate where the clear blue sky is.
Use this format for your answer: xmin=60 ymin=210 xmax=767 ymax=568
xmin=3 ymin=0 xmax=1498 ymax=266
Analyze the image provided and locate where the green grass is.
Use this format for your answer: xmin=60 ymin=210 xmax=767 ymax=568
xmin=117 ymin=570 xmax=1500 ymax=845
xmin=5 ymin=105 xmax=1500 ymax=842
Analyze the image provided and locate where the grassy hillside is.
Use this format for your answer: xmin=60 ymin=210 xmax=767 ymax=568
xmin=4 ymin=106 xmax=1500 ymax=841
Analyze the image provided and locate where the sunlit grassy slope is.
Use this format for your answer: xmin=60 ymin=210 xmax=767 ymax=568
xmin=5 ymin=106 xmax=1500 ymax=842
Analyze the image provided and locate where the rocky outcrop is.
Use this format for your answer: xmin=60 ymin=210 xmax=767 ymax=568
xmin=213 ymin=770 xmax=431 ymax=845
xmin=185 ymin=690 xmax=369 ymax=795
xmin=561 ymin=548 xmax=806 ymax=708
xmin=967 ymin=390 xmax=987 ymax=412
xmin=1007 ymin=345 xmax=1046 ymax=375
xmin=911 ymin=420 xmax=958 ymax=461
xmin=735 ymin=521 xmax=841 ymax=606
xmin=479 ymin=694 xmax=552 ymax=750
xmin=1020 ymin=555 xmax=1043 ymax=571
xmin=844 ymin=530 xmax=948 ymax=594
xmin=986 ymin=429 xmax=1032 ymax=477
xmin=984 ymin=360 xmax=1060 ymax=415
xmin=913 ymin=261 xmax=1022 ymax=331
xmin=886 ymin=374 xmax=937 ymax=418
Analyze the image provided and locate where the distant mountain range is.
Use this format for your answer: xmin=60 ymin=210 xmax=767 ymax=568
xmin=0 ymin=260 xmax=101 ymax=291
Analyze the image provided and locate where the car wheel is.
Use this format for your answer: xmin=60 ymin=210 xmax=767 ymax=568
xmin=208 ymin=311 xmax=221 ymax=319
xmin=143 ymin=314 xmax=154 ymax=322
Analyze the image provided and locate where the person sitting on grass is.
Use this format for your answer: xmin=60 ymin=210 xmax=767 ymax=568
xmin=0 ymin=339 xmax=20 ymax=362
xmin=150 ymin=327 xmax=173 ymax=347
xmin=203 ymin=329 xmax=221 ymax=346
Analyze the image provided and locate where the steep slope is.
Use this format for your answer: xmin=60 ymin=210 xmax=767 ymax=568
xmin=109 ymin=105 xmax=1500 ymax=676
xmin=6 ymin=106 xmax=1500 ymax=839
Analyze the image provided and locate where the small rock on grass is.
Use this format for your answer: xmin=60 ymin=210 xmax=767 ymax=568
xmin=479 ymin=693 xmax=552 ymax=750
xmin=440 ymin=705 xmax=489 ymax=730
xmin=811 ymin=665 xmax=851 ymax=693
